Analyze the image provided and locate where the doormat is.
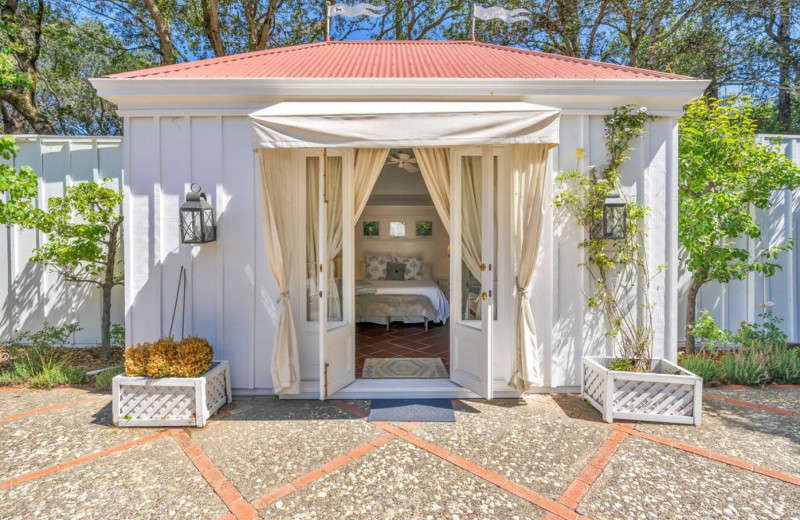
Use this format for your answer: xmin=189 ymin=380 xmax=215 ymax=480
xmin=362 ymin=358 xmax=448 ymax=379
xmin=368 ymin=399 xmax=455 ymax=422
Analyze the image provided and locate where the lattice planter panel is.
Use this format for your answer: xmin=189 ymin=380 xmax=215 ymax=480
xmin=582 ymin=357 xmax=702 ymax=426
xmin=112 ymin=361 xmax=232 ymax=428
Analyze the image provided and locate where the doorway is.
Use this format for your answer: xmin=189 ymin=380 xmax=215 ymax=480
xmin=353 ymin=149 xmax=451 ymax=380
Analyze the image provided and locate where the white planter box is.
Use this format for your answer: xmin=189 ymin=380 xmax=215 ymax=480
xmin=581 ymin=357 xmax=702 ymax=426
xmin=112 ymin=361 xmax=232 ymax=427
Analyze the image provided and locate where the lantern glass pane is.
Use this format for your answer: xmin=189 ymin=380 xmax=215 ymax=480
xmin=181 ymin=208 xmax=203 ymax=243
xmin=203 ymin=208 xmax=216 ymax=242
xmin=604 ymin=204 xmax=626 ymax=239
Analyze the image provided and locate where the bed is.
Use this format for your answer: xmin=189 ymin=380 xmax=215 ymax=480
xmin=355 ymin=279 xmax=450 ymax=326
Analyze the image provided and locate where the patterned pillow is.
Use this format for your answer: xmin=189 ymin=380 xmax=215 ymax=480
xmin=364 ymin=253 xmax=393 ymax=280
xmin=395 ymin=254 xmax=424 ymax=280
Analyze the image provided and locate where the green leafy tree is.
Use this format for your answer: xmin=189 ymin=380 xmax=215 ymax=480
xmin=0 ymin=136 xmax=39 ymax=225
xmin=31 ymin=182 xmax=123 ymax=358
xmin=679 ymin=96 xmax=800 ymax=353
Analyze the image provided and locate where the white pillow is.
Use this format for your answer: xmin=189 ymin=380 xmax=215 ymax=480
xmin=364 ymin=253 xmax=393 ymax=280
xmin=395 ymin=253 xmax=424 ymax=280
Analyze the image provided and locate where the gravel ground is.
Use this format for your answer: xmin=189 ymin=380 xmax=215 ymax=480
xmin=192 ymin=397 xmax=384 ymax=502
xmin=413 ymin=398 xmax=609 ymax=499
xmin=636 ymin=398 xmax=800 ymax=479
xmin=707 ymin=387 xmax=800 ymax=414
xmin=0 ymin=388 xmax=96 ymax=418
xmin=260 ymin=438 xmax=547 ymax=520
xmin=0 ymin=394 xmax=160 ymax=481
xmin=0 ymin=436 xmax=228 ymax=520
xmin=579 ymin=435 xmax=800 ymax=520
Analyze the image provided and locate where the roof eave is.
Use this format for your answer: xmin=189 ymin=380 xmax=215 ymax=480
xmin=90 ymin=76 xmax=710 ymax=117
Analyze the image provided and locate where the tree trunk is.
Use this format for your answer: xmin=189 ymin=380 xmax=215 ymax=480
xmin=0 ymin=88 xmax=54 ymax=134
xmin=1 ymin=103 xmax=24 ymax=133
xmin=201 ymin=0 xmax=225 ymax=57
xmin=685 ymin=277 xmax=705 ymax=354
xmin=100 ymin=217 xmax=122 ymax=359
xmin=142 ymin=0 xmax=177 ymax=65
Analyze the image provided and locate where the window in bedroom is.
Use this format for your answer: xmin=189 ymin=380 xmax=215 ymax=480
xmin=415 ymin=220 xmax=433 ymax=237
xmin=389 ymin=220 xmax=406 ymax=238
xmin=362 ymin=221 xmax=380 ymax=237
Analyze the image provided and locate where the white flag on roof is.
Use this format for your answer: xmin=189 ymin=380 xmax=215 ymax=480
xmin=473 ymin=5 xmax=530 ymax=24
xmin=327 ymin=2 xmax=385 ymax=18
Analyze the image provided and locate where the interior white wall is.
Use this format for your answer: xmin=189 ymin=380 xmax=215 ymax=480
xmin=123 ymin=113 xmax=677 ymax=392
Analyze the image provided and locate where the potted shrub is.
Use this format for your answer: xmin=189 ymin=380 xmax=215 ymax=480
xmin=112 ymin=337 xmax=231 ymax=427
xmin=556 ymin=105 xmax=702 ymax=426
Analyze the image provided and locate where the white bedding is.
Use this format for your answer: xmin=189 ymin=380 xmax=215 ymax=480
xmin=357 ymin=279 xmax=450 ymax=324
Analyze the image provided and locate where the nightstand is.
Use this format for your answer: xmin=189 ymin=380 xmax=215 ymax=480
xmin=437 ymin=277 xmax=450 ymax=300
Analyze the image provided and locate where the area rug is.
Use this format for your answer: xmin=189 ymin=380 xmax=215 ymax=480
xmin=362 ymin=358 xmax=448 ymax=379
xmin=367 ymin=399 xmax=455 ymax=422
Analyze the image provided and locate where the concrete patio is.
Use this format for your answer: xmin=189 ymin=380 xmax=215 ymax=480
xmin=0 ymin=386 xmax=798 ymax=520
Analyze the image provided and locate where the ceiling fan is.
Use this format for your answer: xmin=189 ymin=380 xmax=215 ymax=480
xmin=386 ymin=152 xmax=419 ymax=173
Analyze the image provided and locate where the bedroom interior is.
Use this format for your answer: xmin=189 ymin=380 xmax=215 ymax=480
xmin=353 ymin=149 xmax=452 ymax=379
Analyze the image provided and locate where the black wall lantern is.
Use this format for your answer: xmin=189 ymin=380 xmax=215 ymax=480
xmin=594 ymin=191 xmax=627 ymax=240
xmin=180 ymin=183 xmax=216 ymax=244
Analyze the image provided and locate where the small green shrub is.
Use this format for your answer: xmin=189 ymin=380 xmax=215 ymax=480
xmin=607 ymin=358 xmax=632 ymax=372
xmin=720 ymin=350 xmax=771 ymax=387
xmin=94 ymin=366 xmax=125 ymax=390
xmin=108 ymin=324 xmax=125 ymax=347
xmin=757 ymin=344 xmax=800 ymax=384
xmin=688 ymin=311 xmax=732 ymax=352
xmin=680 ymin=354 xmax=722 ymax=385
xmin=2 ymin=344 xmax=86 ymax=389
xmin=8 ymin=322 xmax=82 ymax=349
xmin=734 ymin=309 xmax=787 ymax=348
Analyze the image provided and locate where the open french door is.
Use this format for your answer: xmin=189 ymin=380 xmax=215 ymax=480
xmin=450 ymin=146 xmax=494 ymax=398
xmin=310 ymin=149 xmax=356 ymax=399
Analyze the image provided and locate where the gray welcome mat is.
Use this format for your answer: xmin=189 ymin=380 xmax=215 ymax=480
xmin=362 ymin=358 xmax=448 ymax=378
xmin=367 ymin=399 xmax=455 ymax=422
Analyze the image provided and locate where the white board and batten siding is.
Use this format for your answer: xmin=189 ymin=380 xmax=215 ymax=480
xmin=678 ymin=135 xmax=800 ymax=344
xmin=0 ymin=136 xmax=124 ymax=345
xmin=122 ymin=114 xmax=678 ymax=394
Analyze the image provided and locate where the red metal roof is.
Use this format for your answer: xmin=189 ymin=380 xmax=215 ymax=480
xmin=107 ymin=40 xmax=691 ymax=80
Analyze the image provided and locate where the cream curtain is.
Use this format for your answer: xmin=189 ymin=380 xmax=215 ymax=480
xmin=413 ymin=148 xmax=451 ymax=234
xmin=259 ymin=149 xmax=301 ymax=395
xmin=326 ymin=157 xmax=343 ymax=321
xmin=459 ymin=156 xmax=483 ymax=282
xmin=354 ymin=148 xmax=390 ymax=222
xmin=509 ymin=144 xmax=551 ymax=391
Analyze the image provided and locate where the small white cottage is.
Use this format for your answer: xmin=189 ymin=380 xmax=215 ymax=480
xmin=91 ymin=40 xmax=707 ymax=399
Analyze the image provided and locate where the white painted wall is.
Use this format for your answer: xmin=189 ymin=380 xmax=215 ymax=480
xmin=0 ymin=136 xmax=125 ymax=345
xmin=677 ymin=135 xmax=800 ymax=344
xmin=122 ymin=113 xmax=676 ymax=392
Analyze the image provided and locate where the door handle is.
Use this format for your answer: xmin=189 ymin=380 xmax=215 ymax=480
xmin=474 ymin=292 xmax=488 ymax=304
xmin=480 ymin=263 xmax=487 ymax=271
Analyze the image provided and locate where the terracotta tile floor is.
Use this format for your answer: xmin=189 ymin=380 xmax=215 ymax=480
xmin=355 ymin=321 xmax=450 ymax=378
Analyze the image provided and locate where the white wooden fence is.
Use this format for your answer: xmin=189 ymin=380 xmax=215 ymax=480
xmin=677 ymin=135 xmax=800 ymax=344
xmin=0 ymin=135 xmax=124 ymax=345
xmin=0 ymin=134 xmax=796 ymax=346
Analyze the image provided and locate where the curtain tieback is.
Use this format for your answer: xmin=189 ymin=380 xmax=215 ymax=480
xmin=516 ymin=280 xmax=529 ymax=298
xmin=277 ymin=291 xmax=290 ymax=304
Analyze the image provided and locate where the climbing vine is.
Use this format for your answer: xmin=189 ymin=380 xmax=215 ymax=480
xmin=553 ymin=105 xmax=659 ymax=372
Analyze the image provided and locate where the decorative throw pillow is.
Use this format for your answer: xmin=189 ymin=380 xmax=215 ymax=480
xmin=395 ymin=253 xmax=424 ymax=280
xmin=385 ymin=262 xmax=406 ymax=281
xmin=420 ymin=262 xmax=433 ymax=280
xmin=364 ymin=253 xmax=393 ymax=280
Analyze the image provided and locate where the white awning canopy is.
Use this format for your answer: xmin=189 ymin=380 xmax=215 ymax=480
xmin=249 ymin=101 xmax=560 ymax=149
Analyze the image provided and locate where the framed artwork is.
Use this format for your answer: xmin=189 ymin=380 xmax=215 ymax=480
xmin=415 ymin=220 xmax=433 ymax=237
xmin=389 ymin=220 xmax=406 ymax=238
xmin=362 ymin=221 xmax=380 ymax=237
